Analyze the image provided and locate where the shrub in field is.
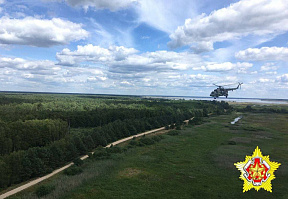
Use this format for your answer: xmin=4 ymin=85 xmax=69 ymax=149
xmin=228 ymin=141 xmax=236 ymax=145
xmin=35 ymin=184 xmax=55 ymax=198
xmin=88 ymin=152 xmax=93 ymax=159
xmin=189 ymin=117 xmax=203 ymax=125
xmin=129 ymin=140 xmax=138 ymax=146
xmin=64 ymin=165 xmax=83 ymax=176
xmin=93 ymin=149 xmax=111 ymax=159
xmin=106 ymin=146 xmax=123 ymax=153
xmin=167 ymin=130 xmax=179 ymax=136
xmin=151 ymin=135 xmax=162 ymax=142
xmin=137 ymin=142 xmax=145 ymax=147
xmin=176 ymin=125 xmax=182 ymax=130
xmin=139 ymin=137 xmax=155 ymax=145
xmin=73 ymin=158 xmax=84 ymax=166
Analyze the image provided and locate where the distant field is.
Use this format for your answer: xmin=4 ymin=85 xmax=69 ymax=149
xmin=11 ymin=111 xmax=288 ymax=199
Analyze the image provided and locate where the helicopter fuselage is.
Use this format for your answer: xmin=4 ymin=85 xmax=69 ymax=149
xmin=210 ymin=87 xmax=229 ymax=99
xmin=210 ymin=83 xmax=242 ymax=99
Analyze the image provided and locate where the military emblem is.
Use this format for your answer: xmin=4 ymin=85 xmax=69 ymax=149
xmin=234 ymin=146 xmax=281 ymax=192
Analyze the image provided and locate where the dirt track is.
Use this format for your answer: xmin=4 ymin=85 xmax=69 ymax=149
xmin=0 ymin=126 xmax=167 ymax=199
xmin=0 ymin=117 xmax=196 ymax=199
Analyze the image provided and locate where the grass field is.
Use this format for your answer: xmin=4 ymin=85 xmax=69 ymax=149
xmin=11 ymin=112 xmax=288 ymax=199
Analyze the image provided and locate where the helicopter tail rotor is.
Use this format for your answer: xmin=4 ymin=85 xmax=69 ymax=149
xmin=238 ymin=82 xmax=243 ymax=89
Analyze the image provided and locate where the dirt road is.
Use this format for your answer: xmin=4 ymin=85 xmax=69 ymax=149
xmin=0 ymin=116 xmax=197 ymax=199
xmin=0 ymin=126 xmax=167 ymax=199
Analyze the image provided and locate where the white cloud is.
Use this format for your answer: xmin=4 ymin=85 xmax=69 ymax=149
xmin=107 ymin=50 xmax=202 ymax=74
xmin=265 ymin=71 xmax=277 ymax=75
xmin=260 ymin=63 xmax=279 ymax=71
xmin=57 ymin=44 xmax=138 ymax=66
xmin=0 ymin=56 xmax=109 ymax=93
xmin=236 ymin=47 xmax=288 ymax=61
xmin=201 ymin=62 xmax=252 ymax=72
xmin=136 ymin=0 xmax=197 ymax=33
xmin=0 ymin=17 xmax=89 ymax=47
xmin=259 ymin=78 xmax=273 ymax=83
xmin=57 ymin=45 xmax=203 ymax=74
xmin=0 ymin=57 xmax=59 ymax=75
xmin=62 ymin=0 xmax=137 ymax=11
xmin=190 ymin=41 xmax=214 ymax=54
xmin=277 ymin=74 xmax=288 ymax=83
xmin=168 ymin=0 xmax=288 ymax=50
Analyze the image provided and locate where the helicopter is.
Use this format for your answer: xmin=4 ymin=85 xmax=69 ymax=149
xmin=210 ymin=82 xmax=243 ymax=99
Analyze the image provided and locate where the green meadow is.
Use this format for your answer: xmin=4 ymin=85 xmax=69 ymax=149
xmin=11 ymin=109 xmax=288 ymax=199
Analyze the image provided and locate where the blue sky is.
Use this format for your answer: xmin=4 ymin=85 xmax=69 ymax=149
xmin=0 ymin=0 xmax=288 ymax=98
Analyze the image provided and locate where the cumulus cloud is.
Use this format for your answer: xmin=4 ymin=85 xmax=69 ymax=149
xmin=0 ymin=57 xmax=60 ymax=75
xmin=260 ymin=63 xmax=279 ymax=71
xmin=0 ymin=56 xmax=109 ymax=92
xmin=56 ymin=44 xmax=203 ymax=74
xmin=108 ymin=52 xmax=188 ymax=73
xmin=106 ymin=50 xmax=203 ymax=74
xmin=0 ymin=17 xmax=89 ymax=47
xmin=168 ymin=0 xmax=288 ymax=50
xmin=201 ymin=62 xmax=252 ymax=72
xmin=277 ymin=74 xmax=288 ymax=83
xmin=190 ymin=41 xmax=214 ymax=54
xmin=258 ymin=78 xmax=274 ymax=83
xmin=235 ymin=47 xmax=288 ymax=61
xmin=60 ymin=0 xmax=137 ymax=11
xmin=56 ymin=44 xmax=138 ymax=66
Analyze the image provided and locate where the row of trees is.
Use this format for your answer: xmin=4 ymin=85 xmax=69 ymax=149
xmin=0 ymin=110 xmax=195 ymax=188
xmin=236 ymin=105 xmax=288 ymax=113
xmin=0 ymin=119 xmax=67 ymax=155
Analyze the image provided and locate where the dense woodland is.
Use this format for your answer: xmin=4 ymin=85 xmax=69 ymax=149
xmin=0 ymin=93 xmax=232 ymax=189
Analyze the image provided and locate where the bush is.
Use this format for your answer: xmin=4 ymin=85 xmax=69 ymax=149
xmin=151 ymin=135 xmax=162 ymax=142
xmin=88 ymin=152 xmax=93 ymax=159
xmin=190 ymin=117 xmax=203 ymax=125
xmin=73 ymin=158 xmax=84 ymax=166
xmin=107 ymin=146 xmax=123 ymax=153
xmin=176 ymin=125 xmax=182 ymax=130
xmin=93 ymin=149 xmax=111 ymax=159
xmin=158 ymin=135 xmax=164 ymax=139
xmin=139 ymin=137 xmax=155 ymax=145
xmin=129 ymin=140 xmax=138 ymax=146
xmin=228 ymin=141 xmax=236 ymax=145
xmin=64 ymin=165 xmax=83 ymax=176
xmin=167 ymin=130 xmax=179 ymax=136
xmin=136 ymin=142 xmax=146 ymax=147
xmin=35 ymin=184 xmax=55 ymax=198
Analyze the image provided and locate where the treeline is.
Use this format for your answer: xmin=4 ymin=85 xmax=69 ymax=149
xmin=0 ymin=111 xmax=195 ymax=188
xmin=0 ymin=119 xmax=67 ymax=155
xmin=236 ymin=105 xmax=288 ymax=113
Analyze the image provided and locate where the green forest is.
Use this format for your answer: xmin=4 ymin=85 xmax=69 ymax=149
xmin=0 ymin=93 xmax=232 ymax=189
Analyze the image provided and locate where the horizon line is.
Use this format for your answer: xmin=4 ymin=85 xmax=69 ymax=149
xmin=0 ymin=90 xmax=287 ymax=101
